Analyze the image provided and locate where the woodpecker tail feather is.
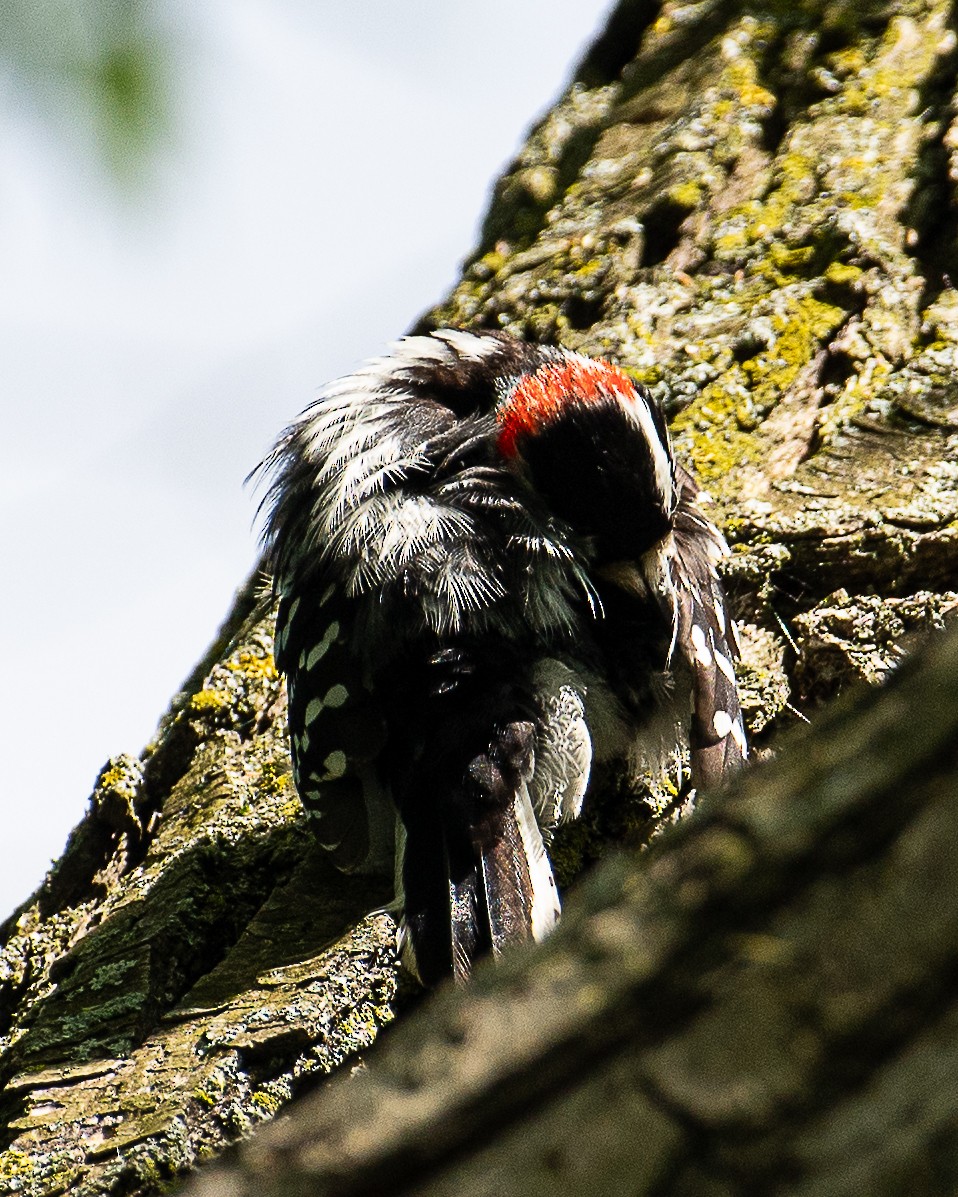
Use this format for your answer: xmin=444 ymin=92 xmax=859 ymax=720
xmin=478 ymin=774 xmax=560 ymax=959
xmin=399 ymin=720 xmax=560 ymax=986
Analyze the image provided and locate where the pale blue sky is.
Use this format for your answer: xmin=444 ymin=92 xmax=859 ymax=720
xmin=0 ymin=0 xmax=613 ymax=918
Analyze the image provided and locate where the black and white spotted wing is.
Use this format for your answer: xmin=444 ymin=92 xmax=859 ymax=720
xmin=671 ymin=466 xmax=748 ymax=789
xmin=274 ymin=580 xmax=393 ymax=873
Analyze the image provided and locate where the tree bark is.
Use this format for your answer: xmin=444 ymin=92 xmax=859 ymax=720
xmin=180 ymin=616 xmax=958 ymax=1197
xmin=3 ymin=1 xmax=958 ymax=1193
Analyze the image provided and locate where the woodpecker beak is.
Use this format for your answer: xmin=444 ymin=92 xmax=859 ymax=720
xmin=594 ymin=533 xmax=674 ymax=599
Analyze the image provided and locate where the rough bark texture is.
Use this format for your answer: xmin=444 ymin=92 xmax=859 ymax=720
xmin=180 ymin=616 xmax=958 ymax=1197
xmin=3 ymin=1 xmax=958 ymax=1193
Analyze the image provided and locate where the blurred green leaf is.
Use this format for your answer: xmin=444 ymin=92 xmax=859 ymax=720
xmin=0 ymin=0 xmax=172 ymax=183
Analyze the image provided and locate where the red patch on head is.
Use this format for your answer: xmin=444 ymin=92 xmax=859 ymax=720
xmin=496 ymin=357 xmax=637 ymax=458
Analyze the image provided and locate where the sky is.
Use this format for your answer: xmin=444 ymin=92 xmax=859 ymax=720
xmin=0 ymin=0 xmax=613 ymax=920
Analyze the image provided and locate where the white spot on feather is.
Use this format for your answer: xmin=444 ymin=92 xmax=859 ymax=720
xmin=322 ymin=750 xmax=347 ymax=780
xmin=323 ymin=684 xmax=348 ymax=708
xmin=690 ymin=623 xmax=713 ymax=667
xmin=714 ymin=650 xmax=736 ymax=683
xmin=306 ymin=621 xmax=340 ymax=670
xmin=712 ymin=709 xmax=733 ymax=738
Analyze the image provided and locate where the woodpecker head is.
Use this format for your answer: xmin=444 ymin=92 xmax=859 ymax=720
xmin=495 ymin=354 xmax=677 ymax=565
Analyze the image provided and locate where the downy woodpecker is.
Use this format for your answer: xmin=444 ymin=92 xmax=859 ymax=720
xmin=255 ymin=329 xmax=746 ymax=984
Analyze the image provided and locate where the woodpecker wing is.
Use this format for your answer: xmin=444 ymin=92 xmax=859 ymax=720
xmin=671 ymin=467 xmax=748 ymax=789
xmin=273 ymin=581 xmax=394 ymax=873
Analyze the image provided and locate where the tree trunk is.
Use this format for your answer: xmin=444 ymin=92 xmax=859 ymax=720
xmin=3 ymin=1 xmax=958 ymax=1194
xmin=180 ymin=616 xmax=958 ymax=1197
